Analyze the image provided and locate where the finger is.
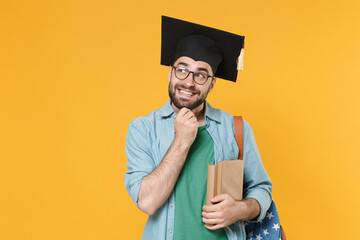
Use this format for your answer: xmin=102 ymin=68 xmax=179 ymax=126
xmin=202 ymin=204 xmax=220 ymax=213
xmin=202 ymin=211 xmax=221 ymax=219
xmin=184 ymin=114 xmax=198 ymax=125
xmin=204 ymin=223 xmax=223 ymax=230
xmin=182 ymin=110 xmax=195 ymax=120
xmin=188 ymin=115 xmax=197 ymax=123
xmin=211 ymin=194 xmax=229 ymax=204
xmin=177 ymin=107 xmax=191 ymax=117
xmin=202 ymin=217 xmax=220 ymax=225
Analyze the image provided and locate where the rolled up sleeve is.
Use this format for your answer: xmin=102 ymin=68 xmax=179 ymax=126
xmin=242 ymin=120 xmax=273 ymax=222
xmin=124 ymin=119 xmax=156 ymax=207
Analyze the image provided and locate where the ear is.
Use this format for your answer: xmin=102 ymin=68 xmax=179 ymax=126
xmin=209 ymin=78 xmax=216 ymax=92
xmin=168 ymin=66 xmax=173 ymax=82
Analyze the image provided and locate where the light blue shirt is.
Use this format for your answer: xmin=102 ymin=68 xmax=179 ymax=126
xmin=125 ymin=100 xmax=273 ymax=240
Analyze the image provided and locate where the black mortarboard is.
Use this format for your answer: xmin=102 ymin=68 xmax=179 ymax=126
xmin=161 ymin=15 xmax=245 ymax=82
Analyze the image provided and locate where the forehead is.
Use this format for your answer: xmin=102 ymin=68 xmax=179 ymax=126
xmin=174 ymin=56 xmax=213 ymax=74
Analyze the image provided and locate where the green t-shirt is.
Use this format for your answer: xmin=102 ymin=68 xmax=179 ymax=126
xmin=174 ymin=125 xmax=227 ymax=240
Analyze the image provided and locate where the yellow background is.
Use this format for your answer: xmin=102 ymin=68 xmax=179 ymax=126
xmin=1 ymin=0 xmax=359 ymax=239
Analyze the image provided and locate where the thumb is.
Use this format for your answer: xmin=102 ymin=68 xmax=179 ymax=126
xmin=211 ymin=194 xmax=228 ymax=204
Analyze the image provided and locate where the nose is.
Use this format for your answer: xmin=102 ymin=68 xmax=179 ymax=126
xmin=183 ymin=72 xmax=196 ymax=87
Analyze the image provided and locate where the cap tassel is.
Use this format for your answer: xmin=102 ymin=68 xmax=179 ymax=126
xmin=237 ymin=48 xmax=244 ymax=71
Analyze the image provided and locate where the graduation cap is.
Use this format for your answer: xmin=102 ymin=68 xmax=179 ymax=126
xmin=161 ymin=15 xmax=245 ymax=82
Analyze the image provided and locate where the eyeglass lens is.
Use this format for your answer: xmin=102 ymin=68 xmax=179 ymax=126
xmin=174 ymin=66 xmax=208 ymax=85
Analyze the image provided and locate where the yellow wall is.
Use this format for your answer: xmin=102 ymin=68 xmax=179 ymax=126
xmin=1 ymin=0 xmax=359 ymax=239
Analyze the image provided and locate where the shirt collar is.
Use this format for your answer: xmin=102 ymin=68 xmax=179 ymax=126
xmin=159 ymin=99 xmax=222 ymax=123
xmin=204 ymin=101 xmax=221 ymax=123
xmin=159 ymin=99 xmax=175 ymax=118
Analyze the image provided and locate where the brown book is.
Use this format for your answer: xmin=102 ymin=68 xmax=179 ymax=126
xmin=206 ymin=116 xmax=244 ymax=205
xmin=206 ymin=160 xmax=244 ymax=205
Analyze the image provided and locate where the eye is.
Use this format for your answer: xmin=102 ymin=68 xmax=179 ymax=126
xmin=177 ymin=67 xmax=187 ymax=73
xmin=195 ymin=72 xmax=206 ymax=79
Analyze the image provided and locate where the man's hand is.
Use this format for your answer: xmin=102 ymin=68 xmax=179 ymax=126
xmin=174 ymin=108 xmax=199 ymax=147
xmin=202 ymin=194 xmax=260 ymax=230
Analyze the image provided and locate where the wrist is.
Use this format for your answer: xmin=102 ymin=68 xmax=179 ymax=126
xmin=173 ymin=136 xmax=193 ymax=151
xmin=238 ymin=198 xmax=261 ymax=221
xmin=234 ymin=200 xmax=248 ymax=221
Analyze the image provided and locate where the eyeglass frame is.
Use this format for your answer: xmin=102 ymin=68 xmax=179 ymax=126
xmin=172 ymin=65 xmax=215 ymax=85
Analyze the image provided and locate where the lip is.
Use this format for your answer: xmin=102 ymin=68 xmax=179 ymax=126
xmin=177 ymin=88 xmax=197 ymax=98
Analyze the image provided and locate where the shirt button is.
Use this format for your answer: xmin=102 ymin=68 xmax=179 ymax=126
xmin=168 ymin=229 xmax=172 ymax=233
xmin=170 ymin=204 xmax=173 ymax=207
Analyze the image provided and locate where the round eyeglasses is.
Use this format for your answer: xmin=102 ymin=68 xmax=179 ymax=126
xmin=172 ymin=66 xmax=214 ymax=85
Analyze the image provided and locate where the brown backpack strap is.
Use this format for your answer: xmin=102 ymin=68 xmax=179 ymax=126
xmin=234 ymin=116 xmax=243 ymax=160
xmin=281 ymin=226 xmax=286 ymax=240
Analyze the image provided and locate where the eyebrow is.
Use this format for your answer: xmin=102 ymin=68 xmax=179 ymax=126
xmin=177 ymin=62 xmax=211 ymax=75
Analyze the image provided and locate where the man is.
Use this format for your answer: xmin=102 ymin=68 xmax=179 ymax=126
xmin=125 ymin=16 xmax=272 ymax=240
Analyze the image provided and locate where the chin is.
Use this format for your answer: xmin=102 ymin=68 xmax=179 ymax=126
xmin=172 ymin=98 xmax=203 ymax=110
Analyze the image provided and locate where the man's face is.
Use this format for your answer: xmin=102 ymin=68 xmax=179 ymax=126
xmin=168 ymin=56 xmax=216 ymax=111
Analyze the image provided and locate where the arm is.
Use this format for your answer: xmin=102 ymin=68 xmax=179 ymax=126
xmin=202 ymin=120 xmax=272 ymax=229
xmin=137 ymin=108 xmax=198 ymax=215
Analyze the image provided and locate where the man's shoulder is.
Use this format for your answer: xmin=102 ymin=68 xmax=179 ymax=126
xmin=206 ymin=102 xmax=252 ymax=130
xmin=214 ymin=107 xmax=233 ymax=119
xmin=128 ymin=101 xmax=172 ymax=129
xmin=205 ymin=102 xmax=236 ymax=126
xmin=129 ymin=109 xmax=158 ymax=129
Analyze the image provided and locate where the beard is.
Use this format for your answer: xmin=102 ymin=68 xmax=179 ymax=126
xmin=168 ymin=80 xmax=210 ymax=110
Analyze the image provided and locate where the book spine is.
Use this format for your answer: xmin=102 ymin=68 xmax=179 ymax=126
xmin=216 ymin=162 xmax=223 ymax=196
xmin=206 ymin=165 xmax=216 ymax=205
